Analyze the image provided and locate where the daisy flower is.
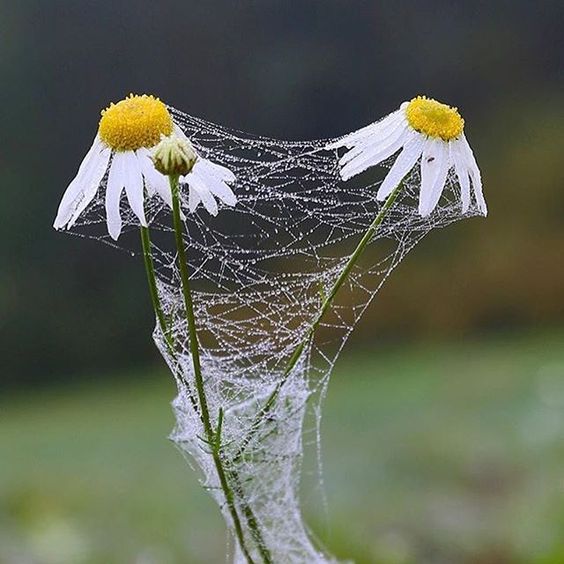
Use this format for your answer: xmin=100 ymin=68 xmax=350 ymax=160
xmin=53 ymin=94 xmax=237 ymax=240
xmin=330 ymin=96 xmax=487 ymax=217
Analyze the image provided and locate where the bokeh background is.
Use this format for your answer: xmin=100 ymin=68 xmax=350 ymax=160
xmin=1 ymin=1 xmax=564 ymax=563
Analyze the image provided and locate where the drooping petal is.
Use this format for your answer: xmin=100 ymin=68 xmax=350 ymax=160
xmin=327 ymin=106 xmax=406 ymax=150
xmin=188 ymin=181 xmax=202 ymax=213
xmin=459 ymin=134 xmax=487 ymax=216
xmin=376 ymin=131 xmax=425 ymax=200
xmin=418 ymin=139 xmax=451 ymax=217
xmin=136 ymin=148 xmax=156 ymax=198
xmin=66 ymin=147 xmax=112 ymax=229
xmin=54 ymin=136 xmax=110 ymax=229
xmin=339 ymin=123 xmax=409 ymax=181
xmin=194 ymin=158 xmax=237 ymax=183
xmin=339 ymin=113 xmax=406 ymax=167
xmin=152 ymin=176 xmax=177 ymax=212
xmin=138 ymin=149 xmax=169 ymax=202
xmin=53 ymin=137 xmax=103 ymax=228
xmin=325 ymin=121 xmax=380 ymax=150
xmin=188 ymin=170 xmax=219 ymax=216
xmin=449 ymin=139 xmax=471 ymax=213
xmin=198 ymin=188 xmax=219 ymax=216
xmin=123 ymin=151 xmax=147 ymax=226
xmin=206 ymin=179 xmax=237 ymax=207
xmin=339 ymin=113 xmax=405 ymax=158
xmin=190 ymin=159 xmax=237 ymax=206
xmin=105 ymin=153 xmax=126 ymax=240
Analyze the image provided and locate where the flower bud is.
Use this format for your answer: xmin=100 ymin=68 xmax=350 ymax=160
xmin=152 ymin=133 xmax=197 ymax=176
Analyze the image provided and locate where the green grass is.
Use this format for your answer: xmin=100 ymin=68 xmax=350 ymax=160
xmin=2 ymin=331 xmax=564 ymax=563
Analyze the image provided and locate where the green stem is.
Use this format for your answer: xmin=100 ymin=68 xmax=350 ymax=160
xmin=140 ymin=226 xmax=199 ymax=415
xmin=140 ymin=227 xmax=175 ymax=356
xmin=235 ymin=182 xmax=404 ymax=459
xmin=169 ymin=175 xmax=269 ymax=564
xmin=228 ymin=470 xmax=273 ymax=563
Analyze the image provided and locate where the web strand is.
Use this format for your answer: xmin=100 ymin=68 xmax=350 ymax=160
xmin=68 ymin=107 xmax=481 ymax=562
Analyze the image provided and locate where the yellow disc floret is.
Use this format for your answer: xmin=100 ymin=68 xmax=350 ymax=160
xmin=405 ymin=96 xmax=464 ymax=141
xmin=98 ymin=94 xmax=173 ymax=152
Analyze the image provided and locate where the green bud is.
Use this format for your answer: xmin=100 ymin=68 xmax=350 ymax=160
xmin=152 ymin=133 xmax=197 ymax=176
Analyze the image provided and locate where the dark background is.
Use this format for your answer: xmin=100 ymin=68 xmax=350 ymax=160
xmin=2 ymin=0 xmax=562 ymax=389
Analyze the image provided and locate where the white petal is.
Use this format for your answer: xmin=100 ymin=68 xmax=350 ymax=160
xmin=325 ymin=123 xmax=377 ymax=150
xmin=105 ymin=153 xmax=126 ymax=240
xmin=188 ymin=181 xmax=202 ymax=212
xmin=339 ymin=113 xmax=406 ymax=167
xmin=459 ymin=134 xmax=487 ymax=215
xmin=196 ymin=188 xmax=219 ymax=217
xmin=172 ymin=124 xmax=201 ymax=157
xmin=194 ymin=158 xmax=236 ymax=183
xmin=418 ymin=139 xmax=450 ymax=217
xmin=188 ymin=171 xmax=218 ymax=216
xmin=123 ymin=151 xmax=147 ymax=226
xmin=190 ymin=159 xmax=237 ymax=206
xmin=376 ymin=132 xmax=425 ymax=200
xmin=138 ymin=149 xmax=168 ymax=201
xmin=173 ymin=123 xmax=191 ymax=143
xmin=327 ymin=107 xmax=405 ymax=150
xmin=339 ymin=125 xmax=409 ymax=181
xmin=53 ymin=152 xmax=94 ymax=228
xmin=153 ymin=177 xmax=175 ymax=211
xmin=136 ymin=149 xmax=156 ymax=197
xmin=54 ymin=136 xmax=110 ymax=229
xmin=67 ymin=148 xmax=111 ymax=229
xmin=449 ymin=139 xmax=471 ymax=213
xmin=207 ymin=180 xmax=237 ymax=207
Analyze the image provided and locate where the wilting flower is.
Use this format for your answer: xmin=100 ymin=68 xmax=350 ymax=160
xmin=53 ymin=94 xmax=237 ymax=240
xmin=330 ymin=96 xmax=487 ymax=217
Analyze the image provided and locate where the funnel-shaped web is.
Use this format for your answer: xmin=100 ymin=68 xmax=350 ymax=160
xmin=68 ymin=107 xmax=483 ymax=563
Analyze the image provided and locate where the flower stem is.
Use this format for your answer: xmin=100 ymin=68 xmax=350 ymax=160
xmin=140 ymin=226 xmax=199 ymax=414
xmin=235 ymin=181 xmax=404 ymax=459
xmin=169 ymin=175 xmax=269 ymax=564
xmin=140 ymin=227 xmax=175 ymax=355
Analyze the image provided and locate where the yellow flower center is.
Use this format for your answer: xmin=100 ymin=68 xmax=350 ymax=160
xmin=405 ymin=96 xmax=464 ymax=141
xmin=98 ymin=94 xmax=173 ymax=152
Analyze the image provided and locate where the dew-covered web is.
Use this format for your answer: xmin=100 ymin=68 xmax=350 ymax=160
xmin=69 ymin=107 xmax=482 ymax=563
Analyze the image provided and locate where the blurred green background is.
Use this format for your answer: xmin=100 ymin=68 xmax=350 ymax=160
xmin=1 ymin=1 xmax=563 ymax=563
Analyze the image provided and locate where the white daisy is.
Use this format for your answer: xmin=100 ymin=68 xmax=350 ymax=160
xmin=53 ymin=94 xmax=237 ymax=240
xmin=329 ymin=96 xmax=487 ymax=217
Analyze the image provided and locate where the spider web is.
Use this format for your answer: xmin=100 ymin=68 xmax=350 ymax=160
xmin=68 ymin=107 xmax=483 ymax=563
